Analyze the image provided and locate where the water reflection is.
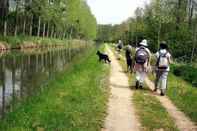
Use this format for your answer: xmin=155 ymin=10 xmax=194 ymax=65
xmin=0 ymin=46 xmax=86 ymax=118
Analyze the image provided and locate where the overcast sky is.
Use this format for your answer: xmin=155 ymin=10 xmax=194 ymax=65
xmin=87 ymin=0 xmax=150 ymax=25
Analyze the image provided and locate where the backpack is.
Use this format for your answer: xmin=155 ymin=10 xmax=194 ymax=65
xmin=157 ymin=52 xmax=169 ymax=70
xmin=135 ymin=47 xmax=149 ymax=64
xmin=117 ymin=44 xmax=122 ymax=49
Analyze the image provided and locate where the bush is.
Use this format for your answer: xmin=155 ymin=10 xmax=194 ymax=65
xmin=172 ymin=64 xmax=197 ymax=87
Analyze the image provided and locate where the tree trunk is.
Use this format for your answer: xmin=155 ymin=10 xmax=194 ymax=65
xmin=37 ymin=16 xmax=41 ymax=37
xmin=54 ymin=32 xmax=57 ymax=38
xmin=176 ymin=0 xmax=182 ymax=30
xmin=14 ymin=26 xmax=18 ymax=36
xmin=50 ymin=25 xmax=54 ymax=38
xmin=0 ymin=0 xmax=9 ymax=17
xmin=43 ymin=23 xmax=46 ymax=37
xmin=0 ymin=0 xmax=9 ymax=35
xmin=191 ymin=26 xmax=197 ymax=63
xmin=29 ymin=15 xmax=33 ymax=36
xmin=23 ymin=18 xmax=26 ymax=35
xmin=188 ymin=2 xmax=193 ymax=28
xmin=158 ymin=22 xmax=161 ymax=49
xmin=3 ymin=20 xmax=7 ymax=36
xmin=47 ymin=22 xmax=50 ymax=37
xmin=14 ymin=0 xmax=19 ymax=36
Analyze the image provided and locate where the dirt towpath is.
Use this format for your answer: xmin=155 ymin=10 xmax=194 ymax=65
xmin=145 ymin=78 xmax=197 ymax=131
xmin=102 ymin=47 xmax=140 ymax=131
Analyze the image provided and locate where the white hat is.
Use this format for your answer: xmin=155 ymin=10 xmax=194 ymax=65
xmin=139 ymin=39 xmax=148 ymax=47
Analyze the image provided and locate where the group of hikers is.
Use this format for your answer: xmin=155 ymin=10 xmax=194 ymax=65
xmin=116 ymin=39 xmax=172 ymax=96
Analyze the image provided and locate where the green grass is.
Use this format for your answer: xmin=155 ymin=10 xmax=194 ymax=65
xmin=0 ymin=46 xmax=110 ymax=131
xmin=167 ymin=74 xmax=197 ymax=123
xmin=133 ymin=91 xmax=178 ymax=131
xmin=109 ymin=44 xmax=179 ymax=131
xmin=147 ymin=64 xmax=197 ymax=123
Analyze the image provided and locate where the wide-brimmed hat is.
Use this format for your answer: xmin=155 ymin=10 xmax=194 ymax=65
xmin=160 ymin=41 xmax=168 ymax=49
xmin=139 ymin=39 xmax=148 ymax=47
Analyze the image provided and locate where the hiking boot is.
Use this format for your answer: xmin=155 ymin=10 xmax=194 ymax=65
xmin=153 ymin=88 xmax=157 ymax=92
xmin=135 ymin=81 xmax=139 ymax=89
xmin=139 ymin=82 xmax=143 ymax=89
xmin=160 ymin=90 xmax=165 ymax=96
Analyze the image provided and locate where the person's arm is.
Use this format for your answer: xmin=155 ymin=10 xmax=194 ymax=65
xmin=147 ymin=49 xmax=152 ymax=66
xmin=168 ymin=54 xmax=173 ymax=64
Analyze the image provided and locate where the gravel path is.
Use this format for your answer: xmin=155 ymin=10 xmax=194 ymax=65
xmin=145 ymin=78 xmax=197 ymax=131
xmin=102 ymin=47 xmax=140 ymax=131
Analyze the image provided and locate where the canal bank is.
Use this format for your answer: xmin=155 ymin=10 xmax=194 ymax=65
xmin=0 ymin=44 xmax=110 ymax=130
xmin=0 ymin=36 xmax=90 ymax=50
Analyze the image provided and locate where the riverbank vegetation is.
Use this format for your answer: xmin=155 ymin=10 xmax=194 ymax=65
xmin=0 ymin=46 xmax=109 ymax=130
xmin=167 ymin=73 xmax=197 ymax=123
xmin=0 ymin=36 xmax=90 ymax=49
xmin=97 ymin=0 xmax=197 ymax=63
xmin=0 ymin=0 xmax=97 ymax=40
xmin=171 ymin=64 xmax=197 ymax=87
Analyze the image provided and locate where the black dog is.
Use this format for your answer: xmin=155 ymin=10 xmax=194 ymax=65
xmin=96 ymin=51 xmax=111 ymax=63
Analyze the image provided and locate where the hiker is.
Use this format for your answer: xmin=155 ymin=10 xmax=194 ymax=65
xmin=116 ymin=40 xmax=123 ymax=60
xmin=154 ymin=41 xmax=172 ymax=96
xmin=117 ymin=40 xmax=123 ymax=52
xmin=125 ymin=44 xmax=133 ymax=72
xmin=134 ymin=39 xmax=151 ymax=89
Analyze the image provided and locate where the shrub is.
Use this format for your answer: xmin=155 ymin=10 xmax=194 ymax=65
xmin=172 ymin=64 xmax=197 ymax=87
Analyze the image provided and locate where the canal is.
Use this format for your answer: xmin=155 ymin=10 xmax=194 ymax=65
xmin=0 ymin=45 xmax=88 ymax=118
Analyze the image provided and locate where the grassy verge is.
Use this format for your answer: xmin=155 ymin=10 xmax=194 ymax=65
xmin=109 ymin=45 xmax=179 ymax=131
xmin=0 ymin=45 xmax=109 ymax=131
xmin=0 ymin=35 xmax=89 ymax=49
xmin=167 ymin=74 xmax=197 ymax=123
xmin=133 ymin=91 xmax=178 ymax=131
xmin=147 ymin=61 xmax=197 ymax=123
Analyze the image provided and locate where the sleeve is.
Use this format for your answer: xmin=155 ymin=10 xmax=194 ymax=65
xmin=155 ymin=52 xmax=159 ymax=58
xmin=167 ymin=53 xmax=172 ymax=62
xmin=168 ymin=53 xmax=171 ymax=58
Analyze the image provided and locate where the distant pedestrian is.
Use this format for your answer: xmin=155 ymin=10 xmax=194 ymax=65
xmin=116 ymin=40 xmax=123 ymax=60
xmin=125 ymin=44 xmax=133 ymax=72
xmin=154 ymin=41 xmax=172 ymax=96
xmin=117 ymin=40 xmax=123 ymax=52
xmin=134 ymin=39 xmax=151 ymax=89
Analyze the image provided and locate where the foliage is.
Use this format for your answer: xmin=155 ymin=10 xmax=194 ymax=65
xmin=97 ymin=0 xmax=197 ymax=62
xmin=172 ymin=64 xmax=197 ymax=87
xmin=0 ymin=0 xmax=97 ymax=40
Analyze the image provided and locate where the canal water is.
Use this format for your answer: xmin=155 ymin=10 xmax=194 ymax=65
xmin=0 ymin=46 xmax=87 ymax=118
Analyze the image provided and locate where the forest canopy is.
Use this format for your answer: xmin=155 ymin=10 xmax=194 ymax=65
xmin=0 ymin=0 xmax=97 ymax=40
xmin=97 ymin=0 xmax=197 ymax=62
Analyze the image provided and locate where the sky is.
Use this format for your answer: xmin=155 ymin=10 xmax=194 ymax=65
xmin=87 ymin=0 xmax=150 ymax=25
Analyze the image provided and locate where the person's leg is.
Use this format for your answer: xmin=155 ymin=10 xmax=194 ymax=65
xmin=139 ymin=71 xmax=146 ymax=88
xmin=126 ymin=59 xmax=129 ymax=72
xmin=154 ymin=71 xmax=160 ymax=91
xmin=160 ymin=72 xmax=168 ymax=96
xmin=135 ymin=71 xmax=140 ymax=89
